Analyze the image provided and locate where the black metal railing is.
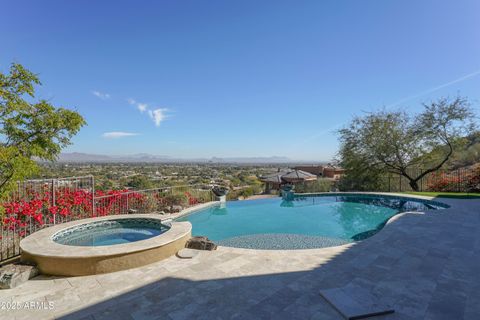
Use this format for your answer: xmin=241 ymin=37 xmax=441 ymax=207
xmin=385 ymin=167 xmax=480 ymax=193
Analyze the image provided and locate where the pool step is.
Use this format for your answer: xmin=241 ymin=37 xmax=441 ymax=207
xmin=176 ymin=248 xmax=200 ymax=259
xmin=161 ymin=218 xmax=173 ymax=226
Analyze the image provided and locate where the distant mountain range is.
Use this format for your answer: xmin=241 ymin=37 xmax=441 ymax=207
xmin=51 ymin=153 xmax=300 ymax=164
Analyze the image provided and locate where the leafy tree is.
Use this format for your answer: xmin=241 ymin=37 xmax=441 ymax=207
xmin=337 ymin=97 xmax=475 ymax=191
xmin=439 ymin=131 xmax=480 ymax=169
xmin=127 ymin=175 xmax=153 ymax=190
xmin=98 ymin=179 xmax=115 ymax=191
xmin=0 ymin=63 xmax=86 ymax=199
xmin=237 ymin=187 xmax=255 ymax=199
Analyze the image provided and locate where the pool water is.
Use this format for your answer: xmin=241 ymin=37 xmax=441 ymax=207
xmin=52 ymin=218 xmax=170 ymax=246
xmin=176 ymin=194 xmax=447 ymax=249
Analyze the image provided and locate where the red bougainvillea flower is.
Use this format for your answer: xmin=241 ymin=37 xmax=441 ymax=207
xmin=59 ymin=207 xmax=70 ymax=216
xmin=2 ymin=185 xmax=209 ymax=239
xmin=49 ymin=206 xmax=59 ymax=215
xmin=33 ymin=214 xmax=43 ymax=225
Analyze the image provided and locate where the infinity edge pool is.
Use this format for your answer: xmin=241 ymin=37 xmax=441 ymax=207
xmin=175 ymin=192 xmax=449 ymax=250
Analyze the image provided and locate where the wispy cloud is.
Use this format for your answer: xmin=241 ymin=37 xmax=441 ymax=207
xmin=128 ymin=98 xmax=171 ymax=126
xmin=92 ymin=90 xmax=111 ymax=100
xmin=102 ymin=131 xmax=140 ymax=139
xmin=137 ymin=103 xmax=148 ymax=113
xmin=148 ymin=108 xmax=169 ymax=127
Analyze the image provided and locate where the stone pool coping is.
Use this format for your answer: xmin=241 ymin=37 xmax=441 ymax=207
xmin=165 ymin=201 xmax=221 ymax=220
xmin=20 ymin=214 xmax=191 ymax=258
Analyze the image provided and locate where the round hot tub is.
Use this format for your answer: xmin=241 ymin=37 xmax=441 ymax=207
xmin=20 ymin=214 xmax=191 ymax=276
xmin=52 ymin=218 xmax=170 ymax=247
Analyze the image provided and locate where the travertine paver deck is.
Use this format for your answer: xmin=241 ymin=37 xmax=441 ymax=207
xmin=0 ymin=196 xmax=479 ymax=319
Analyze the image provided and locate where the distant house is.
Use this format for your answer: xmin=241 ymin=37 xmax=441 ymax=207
xmin=292 ymin=165 xmax=324 ymax=176
xmin=259 ymin=172 xmax=285 ymax=191
xmin=259 ymin=169 xmax=317 ymax=192
xmin=322 ymin=165 xmax=345 ymax=180
xmin=293 ymin=165 xmax=345 ymax=180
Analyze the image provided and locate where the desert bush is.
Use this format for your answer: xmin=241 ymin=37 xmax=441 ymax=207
xmin=295 ymin=179 xmax=333 ymax=193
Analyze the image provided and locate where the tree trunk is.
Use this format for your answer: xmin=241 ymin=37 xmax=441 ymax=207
xmin=409 ymin=179 xmax=419 ymax=191
xmin=398 ymin=171 xmax=419 ymax=192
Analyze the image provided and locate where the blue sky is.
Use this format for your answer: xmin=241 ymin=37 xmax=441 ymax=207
xmin=1 ymin=0 xmax=479 ymax=161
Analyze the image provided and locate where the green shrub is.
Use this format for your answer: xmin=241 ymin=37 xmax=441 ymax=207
xmin=295 ymin=179 xmax=332 ymax=193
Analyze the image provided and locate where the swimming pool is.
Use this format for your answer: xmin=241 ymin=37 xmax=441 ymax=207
xmin=176 ymin=194 xmax=448 ymax=249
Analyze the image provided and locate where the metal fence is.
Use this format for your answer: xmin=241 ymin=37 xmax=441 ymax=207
xmin=0 ymin=176 xmax=95 ymax=263
xmin=0 ymin=176 xmax=214 ymax=264
xmin=94 ymin=185 xmax=214 ymax=216
xmin=385 ymin=167 xmax=480 ymax=193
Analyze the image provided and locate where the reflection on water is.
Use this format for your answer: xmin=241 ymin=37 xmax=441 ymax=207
xmin=291 ymin=194 xmax=447 ymax=212
xmin=280 ymin=200 xmax=294 ymax=208
xmin=288 ymin=194 xmax=447 ymax=241
xmin=211 ymin=204 xmax=228 ymax=216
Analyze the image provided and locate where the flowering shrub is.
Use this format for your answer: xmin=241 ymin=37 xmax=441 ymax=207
xmin=427 ymin=168 xmax=480 ymax=192
xmin=467 ymin=170 xmax=480 ymax=192
xmin=0 ymin=187 xmax=143 ymax=238
xmin=1 ymin=187 xmax=93 ymax=237
xmin=153 ymin=193 xmax=193 ymax=212
xmin=95 ymin=189 xmax=146 ymax=216
xmin=427 ymin=173 xmax=462 ymax=192
xmin=185 ymin=192 xmax=199 ymax=205
xmin=1 ymin=186 xmax=211 ymax=240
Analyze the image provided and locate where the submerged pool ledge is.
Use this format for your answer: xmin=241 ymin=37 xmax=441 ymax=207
xmin=20 ymin=214 xmax=192 ymax=276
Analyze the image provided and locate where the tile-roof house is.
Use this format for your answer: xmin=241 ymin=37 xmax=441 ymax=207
xmin=259 ymin=169 xmax=317 ymax=192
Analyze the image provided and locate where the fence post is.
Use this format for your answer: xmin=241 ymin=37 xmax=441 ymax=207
xmin=91 ymin=175 xmax=95 ymax=217
xmin=457 ymin=170 xmax=460 ymax=193
xmin=126 ymin=193 xmax=129 ymax=214
xmin=420 ymin=170 xmax=423 ymax=192
xmin=52 ymin=179 xmax=56 ymax=225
